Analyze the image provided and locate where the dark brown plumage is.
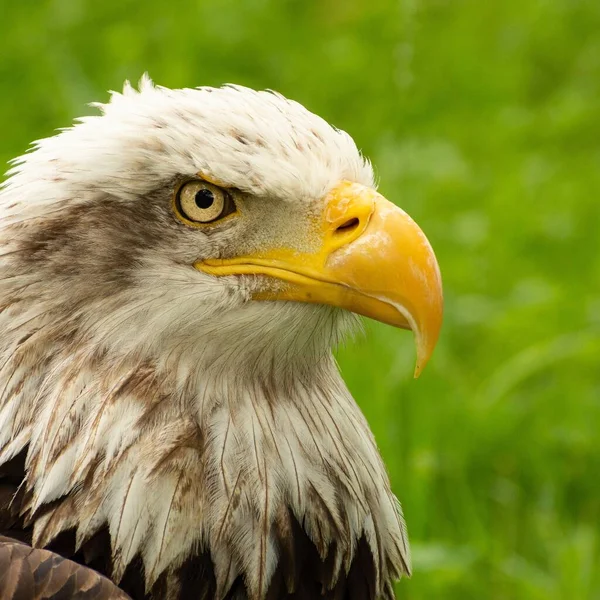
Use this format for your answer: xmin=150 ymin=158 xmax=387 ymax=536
xmin=0 ymin=536 xmax=130 ymax=600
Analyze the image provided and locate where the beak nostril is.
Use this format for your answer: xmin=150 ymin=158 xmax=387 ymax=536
xmin=335 ymin=217 xmax=360 ymax=234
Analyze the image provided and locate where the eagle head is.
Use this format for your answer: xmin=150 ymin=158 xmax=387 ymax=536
xmin=0 ymin=76 xmax=442 ymax=599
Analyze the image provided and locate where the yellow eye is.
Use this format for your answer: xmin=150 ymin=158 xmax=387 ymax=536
xmin=175 ymin=180 xmax=236 ymax=224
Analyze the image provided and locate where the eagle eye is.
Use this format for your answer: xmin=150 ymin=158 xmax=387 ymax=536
xmin=174 ymin=180 xmax=236 ymax=225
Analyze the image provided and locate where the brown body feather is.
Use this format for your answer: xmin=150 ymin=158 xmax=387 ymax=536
xmin=0 ymin=535 xmax=130 ymax=600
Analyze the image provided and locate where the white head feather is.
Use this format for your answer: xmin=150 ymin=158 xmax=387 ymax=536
xmin=0 ymin=76 xmax=409 ymax=599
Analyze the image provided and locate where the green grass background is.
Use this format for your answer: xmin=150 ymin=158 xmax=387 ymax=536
xmin=1 ymin=0 xmax=599 ymax=598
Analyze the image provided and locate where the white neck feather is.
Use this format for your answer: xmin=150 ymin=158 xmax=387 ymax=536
xmin=0 ymin=303 xmax=409 ymax=597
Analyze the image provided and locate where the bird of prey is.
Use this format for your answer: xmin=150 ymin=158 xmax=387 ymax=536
xmin=0 ymin=77 xmax=443 ymax=600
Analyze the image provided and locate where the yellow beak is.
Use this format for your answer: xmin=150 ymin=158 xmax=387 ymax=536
xmin=197 ymin=181 xmax=443 ymax=377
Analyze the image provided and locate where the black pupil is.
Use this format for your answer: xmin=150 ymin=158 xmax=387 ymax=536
xmin=195 ymin=188 xmax=215 ymax=209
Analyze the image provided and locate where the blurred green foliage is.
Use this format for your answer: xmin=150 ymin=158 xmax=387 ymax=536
xmin=1 ymin=0 xmax=599 ymax=598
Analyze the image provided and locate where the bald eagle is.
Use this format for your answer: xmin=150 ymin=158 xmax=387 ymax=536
xmin=0 ymin=77 xmax=443 ymax=600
